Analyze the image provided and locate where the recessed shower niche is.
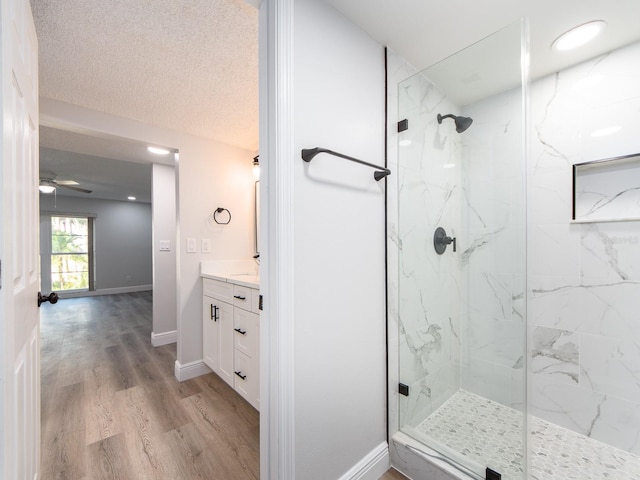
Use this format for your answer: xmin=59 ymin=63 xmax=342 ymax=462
xmin=573 ymin=153 xmax=640 ymax=222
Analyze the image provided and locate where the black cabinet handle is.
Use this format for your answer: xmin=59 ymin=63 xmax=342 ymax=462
xmin=210 ymin=304 xmax=219 ymax=321
xmin=234 ymin=328 xmax=247 ymax=335
xmin=234 ymin=371 xmax=247 ymax=380
xmin=233 ymin=295 xmax=246 ymax=300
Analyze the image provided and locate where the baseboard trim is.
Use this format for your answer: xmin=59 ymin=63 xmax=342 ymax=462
xmin=58 ymin=285 xmax=152 ymax=298
xmin=174 ymin=359 xmax=211 ymax=382
xmin=338 ymin=442 xmax=389 ymax=480
xmin=151 ymin=330 xmax=177 ymax=347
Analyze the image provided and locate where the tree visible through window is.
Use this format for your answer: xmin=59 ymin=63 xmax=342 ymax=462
xmin=51 ymin=216 xmax=90 ymax=291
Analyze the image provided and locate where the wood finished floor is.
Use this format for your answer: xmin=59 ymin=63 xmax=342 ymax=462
xmin=378 ymin=469 xmax=408 ymax=480
xmin=40 ymin=292 xmax=259 ymax=480
xmin=40 ymin=291 xmax=406 ymax=480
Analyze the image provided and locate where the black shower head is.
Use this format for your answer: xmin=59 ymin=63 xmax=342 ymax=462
xmin=437 ymin=113 xmax=473 ymax=133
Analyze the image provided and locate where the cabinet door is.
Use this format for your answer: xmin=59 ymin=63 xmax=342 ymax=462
xmin=234 ymin=350 xmax=260 ymax=410
xmin=232 ymin=284 xmax=253 ymax=310
xmin=203 ymin=278 xmax=234 ymax=303
xmin=202 ymin=296 xmax=235 ymax=387
xmin=203 ymin=295 xmax=219 ymax=372
xmin=234 ymin=308 xmax=259 ymax=358
xmin=217 ymin=300 xmax=235 ymax=387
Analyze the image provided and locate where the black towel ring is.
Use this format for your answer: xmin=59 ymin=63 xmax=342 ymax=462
xmin=213 ymin=207 xmax=231 ymax=225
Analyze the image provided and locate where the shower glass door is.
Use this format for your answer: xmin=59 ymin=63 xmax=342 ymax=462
xmin=397 ymin=21 xmax=528 ymax=479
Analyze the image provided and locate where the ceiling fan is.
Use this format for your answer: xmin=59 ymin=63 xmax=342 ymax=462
xmin=39 ymin=177 xmax=92 ymax=194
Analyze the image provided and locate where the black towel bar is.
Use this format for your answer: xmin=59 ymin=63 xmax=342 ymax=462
xmin=301 ymin=147 xmax=390 ymax=181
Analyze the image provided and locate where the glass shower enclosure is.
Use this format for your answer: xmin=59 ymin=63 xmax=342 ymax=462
xmin=396 ymin=22 xmax=528 ymax=479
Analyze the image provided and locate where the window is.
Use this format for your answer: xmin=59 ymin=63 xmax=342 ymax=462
xmin=51 ymin=216 xmax=93 ymax=291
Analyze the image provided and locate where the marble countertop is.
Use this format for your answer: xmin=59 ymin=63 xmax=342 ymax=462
xmin=200 ymin=263 xmax=259 ymax=289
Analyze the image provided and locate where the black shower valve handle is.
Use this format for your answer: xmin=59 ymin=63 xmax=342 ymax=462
xmin=443 ymin=235 xmax=457 ymax=252
xmin=433 ymin=226 xmax=457 ymax=254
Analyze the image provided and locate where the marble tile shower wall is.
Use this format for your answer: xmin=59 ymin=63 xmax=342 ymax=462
xmin=392 ymin=39 xmax=640 ymax=457
xmin=528 ymin=40 xmax=640 ymax=454
xmin=397 ymin=71 xmax=464 ymax=428
xmin=458 ymin=87 xmax=527 ymax=411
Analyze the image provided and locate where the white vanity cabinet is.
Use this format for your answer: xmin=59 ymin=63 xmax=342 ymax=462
xmin=202 ymin=277 xmax=260 ymax=410
xmin=202 ymin=279 xmax=235 ymax=386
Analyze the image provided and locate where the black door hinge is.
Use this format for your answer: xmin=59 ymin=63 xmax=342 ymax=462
xmin=399 ymin=383 xmax=409 ymax=396
xmin=397 ymin=119 xmax=408 ymax=132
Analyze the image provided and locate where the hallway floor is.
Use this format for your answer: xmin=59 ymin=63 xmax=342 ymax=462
xmin=40 ymin=291 xmax=406 ymax=479
xmin=40 ymin=292 xmax=259 ymax=479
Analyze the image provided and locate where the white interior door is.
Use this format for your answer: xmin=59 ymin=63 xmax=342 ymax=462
xmin=1 ymin=0 xmax=40 ymax=479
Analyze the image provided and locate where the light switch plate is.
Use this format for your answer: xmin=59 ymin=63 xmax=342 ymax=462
xmin=202 ymin=238 xmax=211 ymax=253
xmin=159 ymin=240 xmax=171 ymax=251
xmin=187 ymin=237 xmax=197 ymax=253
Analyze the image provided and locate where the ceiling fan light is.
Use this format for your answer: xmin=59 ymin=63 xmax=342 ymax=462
xmin=39 ymin=185 xmax=56 ymax=194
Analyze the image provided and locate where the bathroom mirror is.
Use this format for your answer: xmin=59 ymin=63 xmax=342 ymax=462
xmin=572 ymin=153 xmax=640 ymax=222
xmin=254 ymin=180 xmax=260 ymax=257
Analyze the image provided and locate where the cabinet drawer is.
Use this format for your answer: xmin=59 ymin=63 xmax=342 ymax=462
xmin=234 ymin=350 xmax=259 ymax=410
xmin=232 ymin=284 xmax=253 ymax=310
xmin=233 ymin=308 xmax=259 ymax=359
xmin=203 ymin=278 xmax=233 ymax=303
xmin=251 ymin=289 xmax=260 ymax=314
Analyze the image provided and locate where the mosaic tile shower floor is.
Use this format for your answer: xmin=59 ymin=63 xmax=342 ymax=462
xmin=414 ymin=389 xmax=640 ymax=480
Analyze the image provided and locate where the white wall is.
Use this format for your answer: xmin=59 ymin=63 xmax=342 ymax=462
xmin=40 ymin=98 xmax=256 ymax=370
xmin=40 ymin=195 xmax=152 ymax=292
xmin=152 ymin=163 xmax=177 ymax=342
xmin=262 ymin=0 xmax=388 ymax=478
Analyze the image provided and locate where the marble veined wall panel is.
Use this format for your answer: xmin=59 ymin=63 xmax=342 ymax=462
xmin=397 ymin=69 xmax=463 ymax=427
xmin=528 ymin=40 xmax=640 ymax=454
xmin=456 ymin=85 xmax=527 ymax=410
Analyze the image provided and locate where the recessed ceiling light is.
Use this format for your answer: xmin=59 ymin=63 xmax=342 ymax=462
xmin=552 ymin=21 xmax=606 ymax=51
xmin=591 ymin=126 xmax=621 ymax=137
xmin=147 ymin=146 xmax=170 ymax=155
xmin=128 ymin=196 xmax=137 ymax=201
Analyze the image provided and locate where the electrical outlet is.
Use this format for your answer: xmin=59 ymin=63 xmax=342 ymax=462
xmin=187 ymin=237 xmax=197 ymax=253
xmin=202 ymin=238 xmax=211 ymax=253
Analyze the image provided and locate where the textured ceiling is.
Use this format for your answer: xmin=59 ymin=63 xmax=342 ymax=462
xmin=33 ymin=0 xmax=640 ymax=203
xmin=31 ymin=0 xmax=259 ymax=151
